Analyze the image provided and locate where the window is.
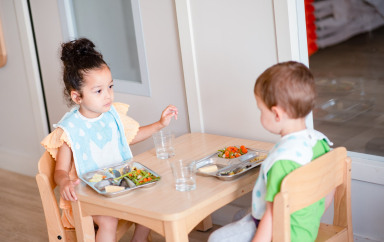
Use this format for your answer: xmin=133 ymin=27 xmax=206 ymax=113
xmin=310 ymin=26 xmax=384 ymax=160
xmin=58 ymin=0 xmax=151 ymax=96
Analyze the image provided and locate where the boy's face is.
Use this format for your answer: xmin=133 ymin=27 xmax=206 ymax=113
xmin=255 ymin=95 xmax=281 ymax=135
xmin=72 ymin=65 xmax=114 ymax=118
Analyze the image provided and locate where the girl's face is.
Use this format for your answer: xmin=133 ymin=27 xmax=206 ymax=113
xmin=255 ymin=95 xmax=281 ymax=135
xmin=72 ymin=65 xmax=114 ymax=118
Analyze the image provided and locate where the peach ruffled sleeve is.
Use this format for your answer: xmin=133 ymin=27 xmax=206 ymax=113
xmin=113 ymin=102 xmax=140 ymax=144
xmin=41 ymin=128 xmax=71 ymax=159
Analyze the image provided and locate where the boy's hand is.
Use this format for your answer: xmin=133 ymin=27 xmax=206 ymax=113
xmin=159 ymin=105 xmax=178 ymax=127
xmin=59 ymin=178 xmax=80 ymax=201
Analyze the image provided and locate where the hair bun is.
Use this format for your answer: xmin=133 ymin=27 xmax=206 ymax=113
xmin=60 ymin=38 xmax=98 ymax=65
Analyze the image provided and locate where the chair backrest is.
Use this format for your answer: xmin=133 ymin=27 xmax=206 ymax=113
xmin=272 ymin=147 xmax=353 ymax=242
xmin=36 ymin=151 xmax=77 ymax=241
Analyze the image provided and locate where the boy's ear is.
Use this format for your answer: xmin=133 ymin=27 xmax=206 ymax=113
xmin=271 ymin=106 xmax=284 ymax=122
xmin=70 ymin=90 xmax=82 ymax=104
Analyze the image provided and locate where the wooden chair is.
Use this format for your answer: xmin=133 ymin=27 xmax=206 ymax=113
xmin=273 ymin=147 xmax=353 ymax=242
xmin=36 ymin=151 xmax=132 ymax=241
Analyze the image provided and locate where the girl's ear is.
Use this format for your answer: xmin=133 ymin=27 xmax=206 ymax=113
xmin=70 ymin=90 xmax=82 ymax=105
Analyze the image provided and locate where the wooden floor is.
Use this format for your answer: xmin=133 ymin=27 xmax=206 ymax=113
xmin=0 ymin=168 xmax=218 ymax=242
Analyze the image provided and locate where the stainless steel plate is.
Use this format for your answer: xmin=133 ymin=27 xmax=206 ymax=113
xmin=195 ymin=148 xmax=268 ymax=181
xmin=80 ymin=161 xmax=161 ymax=197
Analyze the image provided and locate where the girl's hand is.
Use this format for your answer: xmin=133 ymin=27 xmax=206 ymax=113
xmin=59 ymin=178 xmax=80 ymax=201
xmin=159 ymin=105 xmax=178 ymax=127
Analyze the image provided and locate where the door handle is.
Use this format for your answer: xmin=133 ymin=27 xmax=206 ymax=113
xmin=0 ymin=17 xmax=7 ymax=67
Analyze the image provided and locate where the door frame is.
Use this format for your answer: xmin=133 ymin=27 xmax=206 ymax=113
xmin=15 ymin=0 xmax=48 ymax=142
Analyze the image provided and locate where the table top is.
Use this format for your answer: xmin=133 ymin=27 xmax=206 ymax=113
xmin=75 ymin=133 xmax=273 ymax=224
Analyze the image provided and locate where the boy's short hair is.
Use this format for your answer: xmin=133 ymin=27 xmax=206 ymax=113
xmin=254 ymin=61 xmax=316 ymax=119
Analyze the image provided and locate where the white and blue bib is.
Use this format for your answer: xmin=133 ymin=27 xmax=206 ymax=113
xmin=252 ymin=129 xmax=332 ymax=219
xmin=54 ymin=106 xmax=133 ymax=175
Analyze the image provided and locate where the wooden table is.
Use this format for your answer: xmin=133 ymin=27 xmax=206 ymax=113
xmin=72 ymin=133 xmax=273 ymax=242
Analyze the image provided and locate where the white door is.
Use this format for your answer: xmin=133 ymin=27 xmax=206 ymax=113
xmin=0 ymin=0 xmax=48 ymax=176
xmin=28 ymin=0 xmax=190 ymax=155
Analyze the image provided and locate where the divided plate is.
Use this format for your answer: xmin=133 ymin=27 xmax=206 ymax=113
xmin=195 ymin=148 xmax=268 ymax=181
xmin=80 ymin=161 xmax=161 ymax=197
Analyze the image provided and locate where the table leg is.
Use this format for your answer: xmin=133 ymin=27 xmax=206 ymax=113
xmin=195 ymin=215 xmax=213 ymax=231
xmin=72 ymin=200 xmax=95 ymax=242
xmin=164 ymin=220 xmax=189 ymax=242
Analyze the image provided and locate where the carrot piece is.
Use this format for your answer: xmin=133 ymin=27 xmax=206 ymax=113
xmin=224 ymin=150 xmax=229 ymax=158
xmin=240 ymin=145 xmax=248 ymax=154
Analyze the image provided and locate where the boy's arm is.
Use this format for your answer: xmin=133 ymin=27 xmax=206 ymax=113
xmin=253 ymin=161 xmax=297 ymax=242
xmin=130 ymin=105 xmax=178 ymax=144
xmin=252 ymin=201 xmax=273 ymax=242
xmin=55 ymin=142 xmax=79 ymax=201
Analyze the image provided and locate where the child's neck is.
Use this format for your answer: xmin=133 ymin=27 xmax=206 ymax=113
xmin=280 ymin=118 xmax=307 ymax=137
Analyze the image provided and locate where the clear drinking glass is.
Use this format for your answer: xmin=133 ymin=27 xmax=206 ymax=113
xmin=152 ymin=130 xmax=175 ymax=159
xmin=170 ymin=159 xmax=196 ymax=191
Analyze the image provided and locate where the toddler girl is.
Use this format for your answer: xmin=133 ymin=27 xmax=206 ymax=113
xmin=41 ymin=38 xmax=178 ymax=242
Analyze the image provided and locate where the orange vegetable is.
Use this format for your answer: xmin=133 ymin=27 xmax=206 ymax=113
xmin=224 ymin=150 xmax=229 ymax=158
xmin=240 ymin=145 xmax=248 ymax=154
xmin=218 ymin=145 xmax=248 ymax=159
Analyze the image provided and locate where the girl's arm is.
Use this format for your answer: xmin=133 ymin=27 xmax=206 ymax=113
xmin=252 ymin=201 xmax=273 ymax=242
xmin=130 ymin=105 xmax=178 ymax=145
xmin=54 ymin=142 xmax=80 ymax=201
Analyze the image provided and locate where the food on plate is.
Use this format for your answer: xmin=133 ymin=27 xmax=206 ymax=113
xmin=87 ymin=164 xmax=160 ymax=193
xmin=89 ymin=173 xmax=105 ymax=183
xmin=115 ymin=167 xmax=160 ymax=185
xmin=198 ymin=165 xmax=218 ymax=173
xmin=249 ymin=154 xmax=267 ymax=163
xmin=219 ymin=167 xmax=245 ymax=176
xmin=105 ymin=185 xmax=125 ymax=193
xmin=218 ymin=145 xmax=248 ymax=159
